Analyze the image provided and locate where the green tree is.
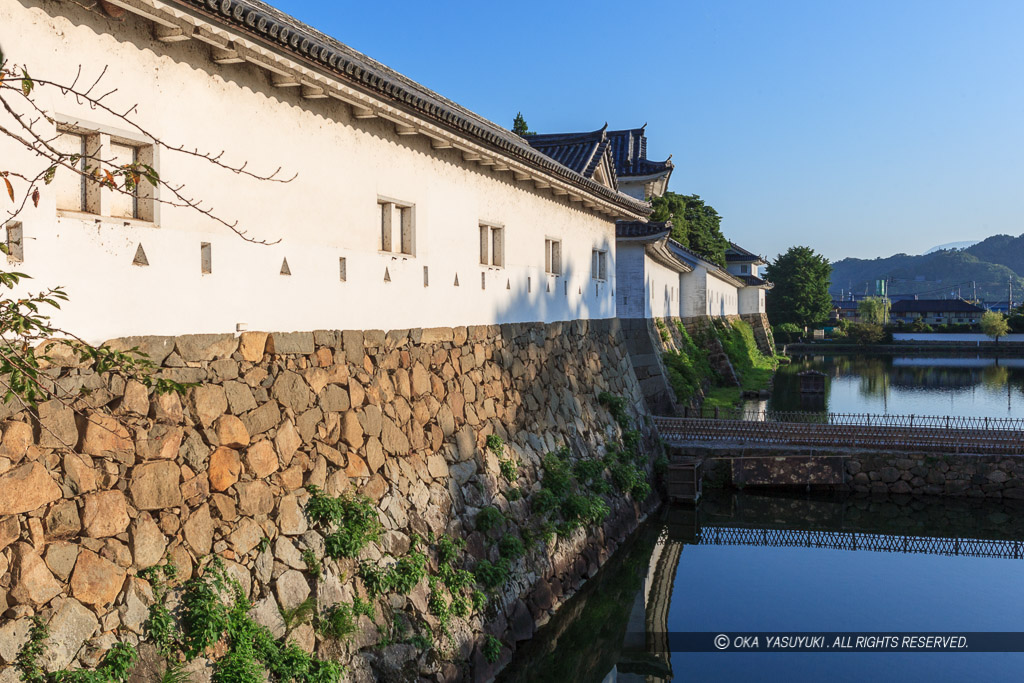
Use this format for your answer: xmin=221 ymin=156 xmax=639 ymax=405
xmin=857 ymin=296 xmax=890 ymax=325
xmin=764 ymin=246 xmax=833 ymax=328
xmin=649 ymin=192 xmax=729 ymax=267
xmin=980 ymin=310 xmax=1010 ymax=343
xmin=512 ymin=112 xmax=533 ymax=136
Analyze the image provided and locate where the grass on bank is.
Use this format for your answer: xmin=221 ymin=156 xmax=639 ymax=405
xmin=663 ymin=319 xmax=780 ymax=411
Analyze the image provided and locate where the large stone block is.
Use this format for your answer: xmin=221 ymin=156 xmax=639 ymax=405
xmin=37 ymin=399 xmax=79 ymax=450
xmin=175 ymin=334 xmax=239 ymax=362
xmin=103 ymin=336 xmax=176 ymax=367
xmin=0 ymin=462 xmax=61 ymax=516
xmin=9 ymin=543 xmax=61 ymax=606
xmin=71 ymin=549 xmax=126 ymax=606
xmin=40 ymin=598 xmax=98 ymax=671
xmin=130 ymin=461 xmax=182 ymax=510
xmin=81 ymin=490 xmax=130 ymax=538
xmin=82 ymin=413 xmax=134 ymax=456
xmin=209 ymin=447 xmax=241 ymax=491
xmin=189 ymin=385 xmax=228 ymax=428
xmin=266 ymin=332 xmax=315 ymax=355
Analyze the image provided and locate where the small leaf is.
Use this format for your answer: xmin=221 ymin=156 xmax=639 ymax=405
xmin=103 ymin=169 xmax=116 ymax=187
xmin=20 ymin=68 xmax=33 ymax=95
xmin=3 ymin=177 xmax=12 ymax=202
xmin=43 ymin=166 xmax=56 ymax=185
xmin=31 ymin=187 xmax=39 ymax=207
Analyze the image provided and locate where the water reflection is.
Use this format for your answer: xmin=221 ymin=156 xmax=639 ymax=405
xmin=504 ymin=491 xmax=1024 ymax=683
xmin=770 ymin=354 xmax=1024 ymax=417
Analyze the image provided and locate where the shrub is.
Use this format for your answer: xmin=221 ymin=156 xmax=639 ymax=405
xmin=475 ymin=506 xmax=504 ymax=533
xmin=483 ymin=635 xmax=502 ymax=664
xmin=307 ymin=486 xmax=382 ymax=560
xmin=848 ymin=322 xmax=885 ymax=345
xmin=474 ymin=559 xmax=510 ymax=590
xmin=498 ymin=534 xmax=524 ymax=561
xmin=390 ymin=545 xmax=428 ymax=594
xmin=486 ymin=434 xmax=504 ymax=455
xmin=531 ymin=488 xmax=558 ymax=515
xmin=598 ymin=392 xmax=630 ymax=429
xmin=541 ymin=452 xmax=572 ymax=496
xmin=499 ymin=458 xmax=518 ymax=481
xmin=773 ymin=322 xmax=802 ymax=344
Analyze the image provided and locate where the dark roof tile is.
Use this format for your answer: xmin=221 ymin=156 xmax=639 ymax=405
xmin=891 ymin=299 xmax=986 ymax=314
xmin=616 ymin=220 xmax=671 ymax=238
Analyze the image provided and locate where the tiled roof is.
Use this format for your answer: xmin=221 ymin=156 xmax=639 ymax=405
xmin=616 ymin=220 xmax=672 ymax=239
xmin=725 ymin=242 xmax=766 ymax=264
xmin=891 ymin=299 xmax=985 ymax=314
xmin=524 ymin=126 xmax=617 ymax=185
xmin=606 ymin=126 xmax=673 ymax=178
xmin=740 ymin=275 xmax=770 ymax=287
xmin=526 ymin=125 xmax=673 ymax=187
xmin=166 ymin=0 xmax=649 ymax=216
xmin=832 ymin=300 xmax=860 ymax=310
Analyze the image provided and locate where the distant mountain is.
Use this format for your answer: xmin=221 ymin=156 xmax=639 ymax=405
xmin=830 ymin=235 xmax=1024 ymax=302
xmin=963 ymin=234 xmax=1024 ymax=277
xmin=923 ymin=240 xmax=979 ymax=254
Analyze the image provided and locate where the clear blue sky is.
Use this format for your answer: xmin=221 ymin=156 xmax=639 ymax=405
xmin=273 ymin=0 xmax=1024 ymax=263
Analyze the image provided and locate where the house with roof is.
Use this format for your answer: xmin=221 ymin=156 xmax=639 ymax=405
xmin=890 ymin=299 xmax=986 ymax=325
xmin=614 ymin=221 xmax=692 ymax=319
xmin=723 ymin=242 xmax=772 ymax=317
xmin=667 ymin=242 xmax=746 ymax=319
xmin=0 ymin=0 xmax=650 ymax=341
xmin=526 ymin=124 xmax=673 ymax=201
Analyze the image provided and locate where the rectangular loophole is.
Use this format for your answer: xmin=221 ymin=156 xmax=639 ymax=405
xmin=200 ymin=242 xmax=212 ymax=274
xmin=5 ymin=222 xmax=23 ymax=262
xmin=339 ymin=257 xmax=347 ymax=282
xmin=423 ymin=265 xmax=429 ymax=287
xmin=528 ymin=276 xmax=532 ymax=293
xmin=481 ymin=272 xmax=486 ymax=290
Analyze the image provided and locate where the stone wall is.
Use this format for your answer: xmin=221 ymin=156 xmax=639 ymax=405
xmin=687 ymin=445 xmax=1024 ymax=501
xmin=740 ymin=313 xmax=775 ymax=356
xmin=0 ymin=321 xmax=659 ymax=682
xmin=844 ymin=453 xmax=1024 ymax=499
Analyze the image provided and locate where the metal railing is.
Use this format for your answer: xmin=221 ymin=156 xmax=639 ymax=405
xmin=681 ymin=407 xmax=1024 ymax=431
xmin=697 ymin=526 xmax=1024 ymax=560
xmin=655 ymin=411 xmax=1024 ymax=455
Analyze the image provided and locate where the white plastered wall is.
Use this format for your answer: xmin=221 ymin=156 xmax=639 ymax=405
xmin=0 ymin=1 xmax=623 ymax=342
xmin=705 ymin=272 xmax=739 ymax=317
xmin=738 ymin=286 xmax=765 ymax=315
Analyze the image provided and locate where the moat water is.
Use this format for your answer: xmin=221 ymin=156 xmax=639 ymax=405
xmin=769 ymin=353 xmax=1024 ymax=418
xmin=501 ymin=491 xmax=1024 ymax=683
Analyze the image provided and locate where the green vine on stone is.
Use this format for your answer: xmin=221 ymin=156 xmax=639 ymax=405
xmin=305 ymin=486 xmax=382 ymax=560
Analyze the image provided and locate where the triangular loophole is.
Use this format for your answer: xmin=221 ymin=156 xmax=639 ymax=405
xmin=506 ymin=279 xmax=511 ymax=290
xmin=132 ymin=243 xmax=149 ymax=267
xmin=453 ymin=273 xmax=460 ymax=287
xmin=280 ymin=258 xmax=291 ymax=275
xmin=384 ymin=267 xmax=391 ymax=283
xmin=546 ymin=281 xmax=551 ymax=292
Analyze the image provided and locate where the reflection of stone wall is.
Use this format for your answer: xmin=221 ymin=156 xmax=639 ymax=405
xmin=0 ymin=322 xmax=658 ymax=680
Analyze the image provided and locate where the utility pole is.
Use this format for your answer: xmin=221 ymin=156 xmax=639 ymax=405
xmin=973 ymin=280 xmax=976 ymax=302
xmin=1010 ymin=280 xmax=1014 ymax=311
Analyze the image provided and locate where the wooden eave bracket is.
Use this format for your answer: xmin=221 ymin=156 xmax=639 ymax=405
xmin=212 ymin=43 xmax=244 ymax=65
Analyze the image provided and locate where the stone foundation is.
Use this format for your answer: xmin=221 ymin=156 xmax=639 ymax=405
xmin=740 ymin=312 xmax=775 ymax=356
xmin=0 ymin=321 xmax=659 ymax=681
